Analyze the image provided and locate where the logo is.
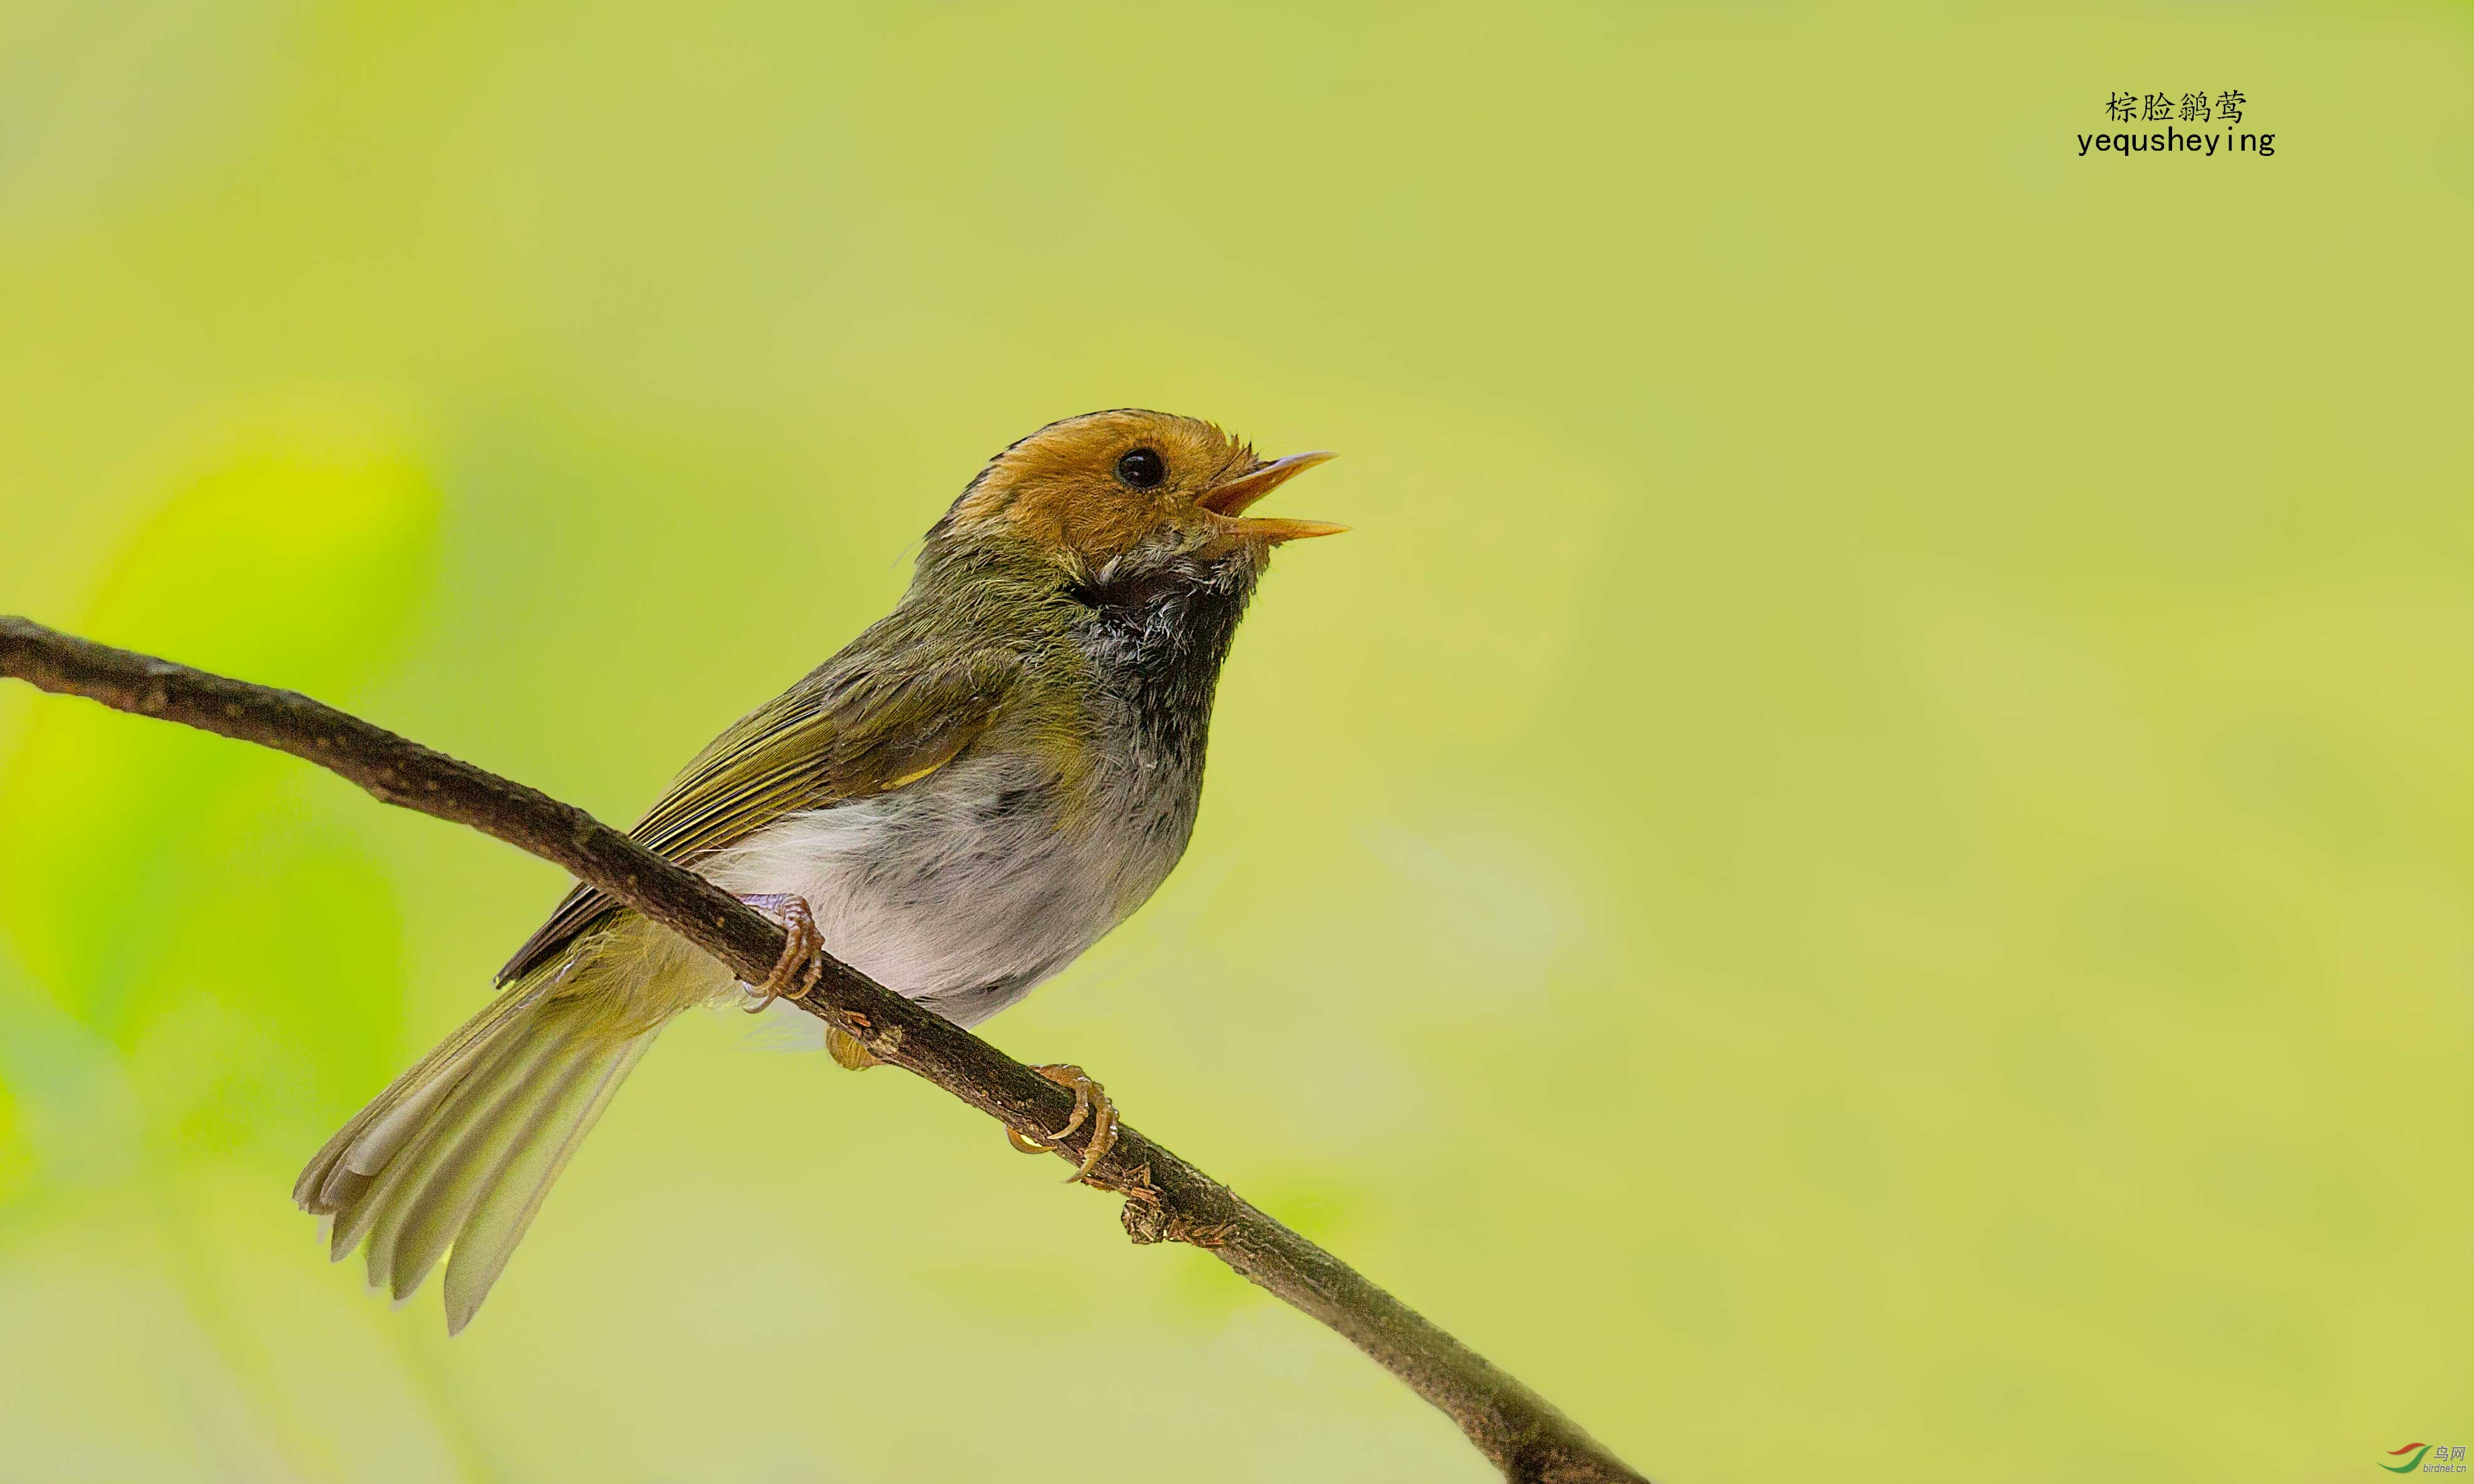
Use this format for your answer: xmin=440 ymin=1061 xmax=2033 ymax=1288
xmin=2385 ymin=1445 xmax=2468 ymax=1475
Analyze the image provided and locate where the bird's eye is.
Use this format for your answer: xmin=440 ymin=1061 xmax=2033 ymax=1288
xmin=1115 ymin=447 xmax=1166 ymax=489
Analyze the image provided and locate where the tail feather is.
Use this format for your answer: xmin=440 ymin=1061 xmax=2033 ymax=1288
xmin=325 ymin=1018 xmax=551 ymax=1264
xmin=443 ymin=1036 xmax=653 ymax=1334
xmin=363 ymin=1029 xmax=580 ymax=1299
xmin=321 ymin=999 xmax=554 ymax=1261
xmin=298 ymin=958 xmax=665 ymax=1333
xmin=294 ymin=971 xmax=557 ymax=1213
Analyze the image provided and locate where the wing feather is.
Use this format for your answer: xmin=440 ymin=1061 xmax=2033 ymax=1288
xmin=495 ymin=648 xmax=1020 ymax=982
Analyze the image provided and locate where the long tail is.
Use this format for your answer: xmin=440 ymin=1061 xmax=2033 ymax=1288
xmin=295 ymin=953 xmax=665 ymax=1334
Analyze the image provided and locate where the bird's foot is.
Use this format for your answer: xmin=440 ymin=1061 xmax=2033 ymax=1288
xmin=738 ymin=894 xmax=824 ymax=1013
xmin=740 ymin=895 xmax=879 ymax=1067
xmin=824 ymin=1025 xmax=880 ymax=1070
xmin=1007 ymin=1064 xmax=1119 ymax=1182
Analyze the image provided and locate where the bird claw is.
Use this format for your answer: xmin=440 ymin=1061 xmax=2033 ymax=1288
xmin=824 ymin=1024 xmax=881 ymax=1069
xmin=739 ymin=894 xmax=824 ymax=1013
xmin=1007 ymin=1064 xmax=1118 ymax=1182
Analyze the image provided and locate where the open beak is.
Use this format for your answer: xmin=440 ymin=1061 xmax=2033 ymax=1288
xmin=1196 ymin=450 xmax=1345 ymax=543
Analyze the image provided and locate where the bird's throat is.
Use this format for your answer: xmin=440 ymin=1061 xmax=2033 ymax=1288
xmin=1074 ymin=558 xmax=1257 ymax=775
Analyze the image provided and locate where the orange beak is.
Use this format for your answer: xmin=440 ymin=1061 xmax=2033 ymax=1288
xmin=1196 ymin=451 xmax=1345 ymax=544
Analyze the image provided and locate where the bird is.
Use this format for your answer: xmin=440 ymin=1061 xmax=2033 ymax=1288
xmin=293 ymin=409 xmax=1342 ymax=1334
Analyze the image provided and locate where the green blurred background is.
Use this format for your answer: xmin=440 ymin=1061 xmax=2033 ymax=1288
xmin=3 ymin=2 xmax=2469 ymax=1479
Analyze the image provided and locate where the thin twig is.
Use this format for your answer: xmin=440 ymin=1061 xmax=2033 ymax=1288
xmin=0 ymin=614 xmax=1647 ymax=1484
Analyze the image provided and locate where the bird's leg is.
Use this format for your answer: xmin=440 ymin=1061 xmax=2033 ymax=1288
xmin=737 ymin=893 xmax=881 ymax=1068
xmin=737 ymin=894 xmax=825 ymax=1013
xmin=1007 ymin=1064 xmax=1119 ymax=1182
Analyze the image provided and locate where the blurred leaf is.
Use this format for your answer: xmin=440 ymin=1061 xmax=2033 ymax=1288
xmin=0 ymin=400 xmax=435 ymax=1145
xmin=0 ymin=932 xmax=142 ymax=1197
xmin=0 ymin=1077 xmax=28 ymax=1206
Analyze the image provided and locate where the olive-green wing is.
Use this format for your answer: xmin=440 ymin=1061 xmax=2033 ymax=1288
xmin=495 ymin=649 xmax=1020 ymax=983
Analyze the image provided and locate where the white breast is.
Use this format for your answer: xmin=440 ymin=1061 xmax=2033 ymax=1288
xmin=696 ymin=746 xmax=1195 ymax=1028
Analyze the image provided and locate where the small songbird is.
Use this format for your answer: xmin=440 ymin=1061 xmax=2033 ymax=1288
xmin=295 ymin=410 xmax=1340 ymax=1332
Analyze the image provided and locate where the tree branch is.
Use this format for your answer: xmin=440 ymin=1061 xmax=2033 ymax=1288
xmin=0 ymin=614 xmax=1647 ymax=1484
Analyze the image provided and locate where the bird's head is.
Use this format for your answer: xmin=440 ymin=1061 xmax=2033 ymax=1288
xmin=927 ymin=409 xmax=1341 ymax=604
